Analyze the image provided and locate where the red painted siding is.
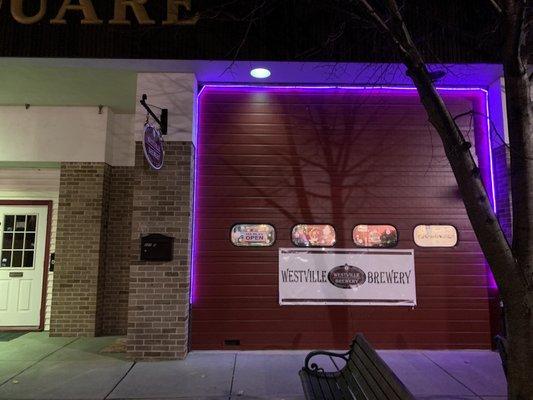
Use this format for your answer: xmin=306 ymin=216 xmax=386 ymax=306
xmin=192 ymin=87 xmax=493 ymax=350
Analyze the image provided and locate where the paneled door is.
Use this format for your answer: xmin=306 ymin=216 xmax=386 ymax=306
xmin=0 ymin=205 xmax=48 ymax=328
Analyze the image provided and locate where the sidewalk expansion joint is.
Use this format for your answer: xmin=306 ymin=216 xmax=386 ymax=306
xmin=104 ymin=360 xmax=136 ymax=399
xmin=420 ymin=351 xmax=483 ymax=399
xmin=228 ymin=353 xmax=238 ymax=400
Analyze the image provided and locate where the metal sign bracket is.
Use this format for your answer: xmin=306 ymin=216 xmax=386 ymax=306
xmin=139 ymin=94 xmax=168 ymax=135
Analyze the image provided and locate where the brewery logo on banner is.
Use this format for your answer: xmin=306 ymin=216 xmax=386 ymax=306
xmin=143 ymin=123 xmax=165 ymax=170
xmin=279 ymin=248 xmax=416 ymax=306
xmin=328 ymin=264 xmax=366 ymax=289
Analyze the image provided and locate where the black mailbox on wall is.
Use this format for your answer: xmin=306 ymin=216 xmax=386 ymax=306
xmin=140 ymin=234 xmax=174 ymax=261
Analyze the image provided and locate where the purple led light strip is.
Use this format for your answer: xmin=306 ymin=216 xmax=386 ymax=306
xmin=483 ymin=89 xmax=497 ymax=213
xmin=189 ymin=85 xmax=205 ymax=303
xmin=190 ymin=84 xmax=497 ymax=303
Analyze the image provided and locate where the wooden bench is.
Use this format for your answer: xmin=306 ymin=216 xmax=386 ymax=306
xmin=299 ymin=334 xmax=415 ymax=400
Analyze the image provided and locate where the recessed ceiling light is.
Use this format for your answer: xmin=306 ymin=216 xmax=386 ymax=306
xmin=250 ymin=68 xmax=271 ymax=79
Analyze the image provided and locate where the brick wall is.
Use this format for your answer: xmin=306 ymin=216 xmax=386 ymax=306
xmin=101 ymin=166 xmax=135 ymax=335
xmin=489 ymin=143 xmax=512 ymax=339
xmin=493 ymin=144 xmax=512 ymax=241
xmin=50 ymin=163 xmax=110 ymax=337
xmin=127 ymin=142 xmax=193 ymax=360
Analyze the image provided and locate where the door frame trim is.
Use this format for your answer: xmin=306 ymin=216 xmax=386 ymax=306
xmin=0 ymin=200 xmax=53 ymax=331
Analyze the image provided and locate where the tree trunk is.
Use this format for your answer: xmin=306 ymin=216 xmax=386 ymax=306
xmin=352 ymin=0 xmax=532 ymax=397
xmin=505 ymin=295 xmax=533 ymax=399
xmin=504 ymin=61 xmax=533 ymax=400
xmin=501 ymin=1 xmax=533 ymax=396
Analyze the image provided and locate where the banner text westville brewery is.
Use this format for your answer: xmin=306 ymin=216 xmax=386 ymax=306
xmin=280 ymin=268 xmax=413 ymax=285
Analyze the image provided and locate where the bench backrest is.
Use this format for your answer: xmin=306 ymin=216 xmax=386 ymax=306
xmin=346 ymin=334 xmax=414 ymax=400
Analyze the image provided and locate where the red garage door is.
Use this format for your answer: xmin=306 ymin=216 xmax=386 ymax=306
xmin=191 ymin=86 xmax=494 ymax=350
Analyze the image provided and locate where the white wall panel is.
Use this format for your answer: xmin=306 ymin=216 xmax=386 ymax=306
xmin=0 ymin=106 xmax=109 ymax=163
xmin=0 ymin=106 xmax=135 ymax=166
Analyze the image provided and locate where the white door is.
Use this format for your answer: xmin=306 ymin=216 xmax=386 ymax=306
xmin=0 ymin=205 xmax=48 ymax=328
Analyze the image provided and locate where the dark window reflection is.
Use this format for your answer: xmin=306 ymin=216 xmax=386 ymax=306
xmin=2 ymin=233 xmax=13 ymax=249
xmin=23 ymin=251 xmax=34 ymax=268
xmin=4 ymin=215 xmax=14 ymax=232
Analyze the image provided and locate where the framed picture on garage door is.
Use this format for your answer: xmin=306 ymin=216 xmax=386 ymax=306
xmin=0 ymin=201 xmax=51 ymax=330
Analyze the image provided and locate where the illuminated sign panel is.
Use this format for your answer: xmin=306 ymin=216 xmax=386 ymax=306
xmin=353 ymin=225 xmax=398 ymax=248
xmin=413 ymin=225 xmax=458 ymax=247
xmin=231 ymin=224 xmax=275 ymax=247
xmin=292 ymin=224 xmax=336 ymax=247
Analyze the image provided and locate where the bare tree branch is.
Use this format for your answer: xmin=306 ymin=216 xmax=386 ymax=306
xmin=353 ymin=0 xmax=525 ymax=298
xmin=488 ymin=0 xmax=504 ymax=14
xmin=355 ymin=0 xmax=410 ymax=56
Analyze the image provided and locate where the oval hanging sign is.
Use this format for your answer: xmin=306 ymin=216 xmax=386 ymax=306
xmin=142 ymin=123 xmax=165 ymax=170
xmin=328 ymin=264 xmax=367 ymax=289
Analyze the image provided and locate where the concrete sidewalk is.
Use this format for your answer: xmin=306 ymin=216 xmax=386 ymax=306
xmin=0 ymin=333 xmax=507 ymax=400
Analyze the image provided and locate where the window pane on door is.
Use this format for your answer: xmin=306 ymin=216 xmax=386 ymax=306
xmin=4 ymin=215 xmax=14 ymax=232
xmin=1 ymin=251 xmax=11 ymax=267
xmin=15 ymin=216 xmax=26 ymax=231
xmin=2 ymin=233 xmax=13 ymax=249
xmin=23 ymin=251 xmax=34 ymax=268
xmin=13 ymin=233 xmax=24 ymax=249
xmin=25 ymin=233 xmax=35 ymax=250
xmin=26 ymin=215 xmax=36 ymax=231
xmin=12 ymin=251 xmax=23 ymax=267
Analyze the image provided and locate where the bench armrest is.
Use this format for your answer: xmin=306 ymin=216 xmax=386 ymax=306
xmin=303 ymin=350 xmax=350 ymax=374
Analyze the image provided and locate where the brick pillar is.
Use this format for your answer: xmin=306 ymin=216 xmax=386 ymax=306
xmin=101 ymin=166 xmax=135 ymax=335
xmin=50 ymin=162 xmax=110 ymax=337
xmin=127 ymin=142 xmax=193 ymax=360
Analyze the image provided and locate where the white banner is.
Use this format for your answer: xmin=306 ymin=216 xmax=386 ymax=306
xmin=279 ymin=248 xmax=416 ymax=306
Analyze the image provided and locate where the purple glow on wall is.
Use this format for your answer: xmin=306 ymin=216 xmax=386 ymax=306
xmin=190 ymin=84 xmax=498 ymax=304
xmin=485 ymin=93 xmax=496 ymax=212
xmin=189 ymin=86 xmax=206 ymax=304
xmin=487 ymin=263 xmax=499 ymax=289
xmin=471 ymin=89 xmax=497 ymax=213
